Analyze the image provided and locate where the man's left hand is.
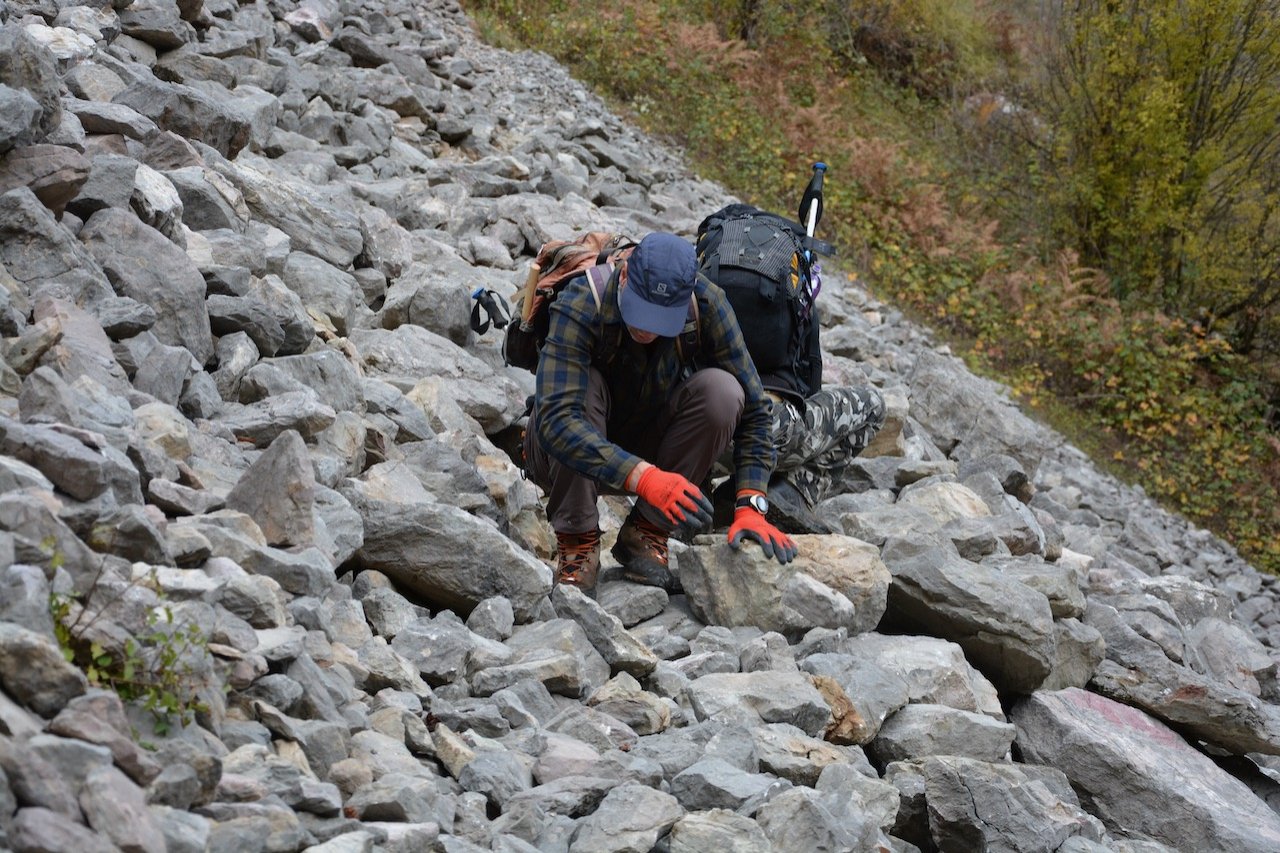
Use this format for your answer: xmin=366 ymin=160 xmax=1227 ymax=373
xmin=728 ymin=507 xmax=797 ymax=564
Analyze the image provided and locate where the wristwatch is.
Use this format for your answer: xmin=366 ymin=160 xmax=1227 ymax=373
xmin=735 ymin=493 xmax=769 ymax=514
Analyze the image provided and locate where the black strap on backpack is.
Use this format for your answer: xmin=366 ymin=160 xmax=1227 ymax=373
xmin=469 ymin=287 xmax=511 ymax=335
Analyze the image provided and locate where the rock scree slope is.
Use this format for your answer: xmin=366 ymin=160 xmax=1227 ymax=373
xmin=2 ymin=0 xmax=1280 ymax=851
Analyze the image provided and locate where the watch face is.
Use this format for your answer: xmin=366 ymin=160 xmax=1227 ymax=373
xmin=750 ymin=494 xmax=769 ymax=514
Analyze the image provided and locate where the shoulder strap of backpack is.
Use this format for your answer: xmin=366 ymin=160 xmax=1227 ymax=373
xmin=586 ymin=263 xmax=612 ymax=310
xmin=585 ymin=263 xmax=626 ymax=367
xmin=675 ymin=292 xmax=700 ymax=366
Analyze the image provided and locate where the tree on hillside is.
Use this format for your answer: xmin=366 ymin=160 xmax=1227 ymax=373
xmin=1034 ymin=0 xmax=1280 ymax=360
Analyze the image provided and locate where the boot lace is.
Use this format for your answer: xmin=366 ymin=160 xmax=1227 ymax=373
xmin=632 ymin=518 xmax=669 ymax=564
xmin=557 ymin=529 xmax=601 ymax=584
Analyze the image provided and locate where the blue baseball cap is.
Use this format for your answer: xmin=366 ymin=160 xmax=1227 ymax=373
xmin=620 ymin=233 xmax=697 ymax=337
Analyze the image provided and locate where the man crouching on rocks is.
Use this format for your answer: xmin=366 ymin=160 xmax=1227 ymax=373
xmin=522 ymin=232 xmax=798 ymax=594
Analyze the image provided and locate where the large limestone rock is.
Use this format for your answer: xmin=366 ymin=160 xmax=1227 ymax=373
xmin=909 ymin=348 xmax=1054 ymax=478
xmin=1085 ymin=600 xmax=1280 ymax=756
xmin=881 ymin=539 xmax=1056 ymax=694
xmin=679 ymin=535 xmax=889 ymax=638
xmin=78 ymin=207 xmax=214 ymax=365
xmin=1014 ymin=688 xmax=1280 ymax=853
xmin=0 ymin=187 xmax=112 ymax=305
xmin=343 ymin=466 xmax=551 ymax=619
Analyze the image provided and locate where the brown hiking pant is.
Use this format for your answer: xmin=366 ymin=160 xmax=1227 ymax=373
xmin=524 ymin=367 xmax=744 ymax=535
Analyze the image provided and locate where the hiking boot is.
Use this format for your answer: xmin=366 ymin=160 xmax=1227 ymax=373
xmin=611 ymin=513 xmax=682 ymax=594
xmin=766 ymin=478 xmax=834 ymax=535
xmin=555 ymin=529 xmax=601 ymax=594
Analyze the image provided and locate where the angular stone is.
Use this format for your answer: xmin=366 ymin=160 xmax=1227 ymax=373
xmin=545 ymin=704 xmax=639 ymax=754
xmin=79 ymin=763 xmax=167 ymax=853
xmin=869 ymin=703 xmax=1016 ymax=765
xmin=1014 ymin=688 xmax=1280 ymax=853
xmin=213 ymin=154 xmax=362 ymax=268
xmin=465 ymin=597 xmax=515 ymax=641
xmin=347 ymin=324 xmax=526 ymax=433
xmin=597 ymin=581 xmax=668 ymax=628
xmin=457 ymin=749 xmax=533 ymax=809
xmin=551 ymin=584 xmax=659 ymax=678
xmin=920 ymin=755 xmax=1105 ymax=853
xmin=0 ymin=84 xmax=42 ymax=156
xmin=669 ymin=758 xmax=783 ymax=813
xmin=4 ymin=736 xmax=78 ymax=823
xmin=755 ymin=785 xmax=878 ymax=853
xmin=1086 ymin=601 xmax=1280 ymax=755
xmin=79 ymin=207 xmax=214 ymax=365
xmin=0 ymin=144 xmax=90 ymax=216
xmin=0 ymin=28 xmax=63 ymax=143
xmin=391 ymin=615 xmax=476 ymax=685
xmin=207 ymin=294 xmax=286 ymax=358
xmin=680 ymin=535 xmax=889 ymax=638
xmin=668 ymin=809 xmax=771 ymax=853
xmin=134 ymin=342 xmax=195 ymax=405
xmin=0 ymin=620 xmax=88 ymax=717
xmin=280 ymin=250 xmax=369 ymax=337
xmin=64 ymin=98 xmax=159 ymax=140
xmin=909 ymin=348 xmax=1053 ymax=477
xmin=225 ymin=429 xmax=316 ymax=547
xmin=345 ymin=485 xmax=550 ymax=620
xmin=1042 ymin=617 xmax=1105 ymax=691
xmin=569 ymin=783 xmax=683 ymax=853
xmin=984 ymin=553 xmax=1086 ymax=619
xmin=881 ymin=540 xmax=1056 ymax=694
xmin=346 ymin=773 xmax=445 ymax=824
xmin=585 ymin=672 xmax=670 ymax=736
xmin=686 ymin=671 xmax=831 ymax=737
xmin=217 ymin=390 xmax=337 ymax=448
xmin=378 ymin=258 xmax=474 ymax=346
xmin=473 ymin=619 xmax=609 ymax=700
xmin=113 ymin=77 xmax=249 ymax=159
xmin=10 ymin=807 xmax=119 ymax=853
xmin=0 ymin=186 xmax=112 ymax=305
xmin=749 ymin=723 xmax=857 ymax=787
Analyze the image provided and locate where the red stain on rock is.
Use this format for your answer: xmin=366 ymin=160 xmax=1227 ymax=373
xmin=1065 ymin=687 xmax=1184 ymax=748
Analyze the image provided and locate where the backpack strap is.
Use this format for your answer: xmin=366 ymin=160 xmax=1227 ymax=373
xmin=675 ymin=292 xmax=700 ymax=367
xmin=585 ymin=263 xmax=624 ymax=367
xmin=586 ymin=263 xmax=612 ymax=310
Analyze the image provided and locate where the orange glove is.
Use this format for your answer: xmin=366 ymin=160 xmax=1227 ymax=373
xmin=633 ymin=466 xmax=714 ymax=529
xmin=728 ymin=492 xmax=797 ymax=564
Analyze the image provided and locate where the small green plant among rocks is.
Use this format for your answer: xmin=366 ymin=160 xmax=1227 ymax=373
xmin=46 ymin=546 xmax=213 ymax=735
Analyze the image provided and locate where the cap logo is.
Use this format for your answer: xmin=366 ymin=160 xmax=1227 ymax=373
xmin=653 ymin=282 xmax=670 ymax=295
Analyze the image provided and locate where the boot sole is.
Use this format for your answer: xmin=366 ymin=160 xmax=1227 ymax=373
xmin=611 ymin=544 xmax=682 ymax=594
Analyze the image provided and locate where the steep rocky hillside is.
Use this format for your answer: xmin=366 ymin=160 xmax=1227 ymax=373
xmin=2 ymin=0 xmax=1280 ymax=851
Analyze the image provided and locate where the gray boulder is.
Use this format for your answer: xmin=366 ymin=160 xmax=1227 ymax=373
xmin=680 ymin=535 xmax=889 ymax=638
xmin=1014 ymin=687 xmax=1280 ymax=853
xmin=79 ymin=207 xmax=214 ymax=365
xmin=881 ymin=539 xmax=1056 ymax=694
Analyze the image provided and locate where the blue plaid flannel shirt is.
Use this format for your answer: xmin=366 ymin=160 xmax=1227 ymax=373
xmin=534 ymin=267 xmax=775 ymax=494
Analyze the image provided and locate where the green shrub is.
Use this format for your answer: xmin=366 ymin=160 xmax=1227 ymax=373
xmin=46 ymin=551 xmax=214 ymax=736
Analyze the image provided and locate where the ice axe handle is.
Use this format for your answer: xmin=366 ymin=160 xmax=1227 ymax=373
xmin=518 ymin=262 xmax=541 ymax=329
xmin=799 ymin=162 xmax=826 ymax=238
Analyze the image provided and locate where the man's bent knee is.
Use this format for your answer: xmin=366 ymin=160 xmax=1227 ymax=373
xmin=681 ymin=368 xmax=744 ymax=428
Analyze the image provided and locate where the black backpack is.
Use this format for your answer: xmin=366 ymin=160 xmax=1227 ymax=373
xmin=695 ymin=203 xmax=829 ymax=405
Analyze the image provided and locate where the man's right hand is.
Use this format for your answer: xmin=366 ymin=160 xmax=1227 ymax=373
xmin=633 ymin=465 xmax=714 ymax=530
